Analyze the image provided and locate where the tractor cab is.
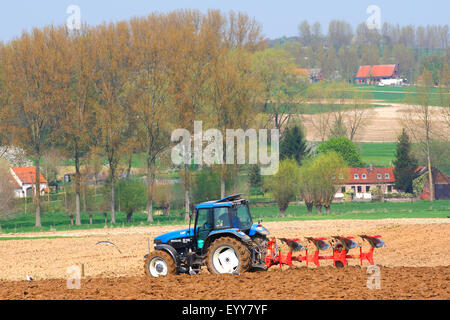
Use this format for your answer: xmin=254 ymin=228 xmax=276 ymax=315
xmin=194 ymin=194 xmax=254 ymax=251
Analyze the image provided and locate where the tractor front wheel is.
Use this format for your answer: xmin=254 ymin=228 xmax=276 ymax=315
xmin=206 ymin=237 xmax=251 ymax=275
xmin=144 ymin=250 xmax=177 ymax=278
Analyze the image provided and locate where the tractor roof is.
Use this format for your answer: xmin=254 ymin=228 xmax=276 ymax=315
xmin=195 ymin=194 xmax=247 ymax=209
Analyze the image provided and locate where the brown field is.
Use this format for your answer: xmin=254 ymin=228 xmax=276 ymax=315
xmin=0 ymin=218 xmax=449 ymax=300
xmin=301 ymin=104 xmax=448 ymax=142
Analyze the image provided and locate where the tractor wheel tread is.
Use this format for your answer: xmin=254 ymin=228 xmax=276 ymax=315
xmin=206 ymin=237 xmax=251 ymax=274
xmin=144 ymin=250 xmax=177 ymax=277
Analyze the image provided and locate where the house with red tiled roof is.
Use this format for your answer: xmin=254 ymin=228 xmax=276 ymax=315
xmin=9 ymin=167 xmax=49 ymax=198
xmin=334 ymin=166 xmax=397 ymax=200
xmin=355 ymin=64 xmax=399 ymax=84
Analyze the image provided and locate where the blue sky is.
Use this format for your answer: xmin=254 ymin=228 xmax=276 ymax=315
xmin=0 ymin=0 xmax=448 ymax=41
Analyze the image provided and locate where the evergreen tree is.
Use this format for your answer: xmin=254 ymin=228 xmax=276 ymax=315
xmin=393 ymin=129 xmax=417 ymax=193
xmin=280 ymin=125 xmax=308 ymax=165
xmin=248 ymin=165 xmax=262 ymax=190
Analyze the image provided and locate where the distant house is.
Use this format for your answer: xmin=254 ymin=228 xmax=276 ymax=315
xmin=9 ymin=167 xmax=49 ymax=198
xmin=292 ymin=67 xmax=324 ymax=82
xmin=414 ymin=167 xmax=450 ymax=200
xmin=335 ymin=166 xmax=397 ymax=200
xmin=355 ymin=64 xmax=399 ymax=84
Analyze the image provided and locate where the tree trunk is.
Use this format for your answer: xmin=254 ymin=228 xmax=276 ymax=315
xmin=75 ymin=192 xmax=81 ymax=225
xmin=34 ymin=157 xmax=42 ymax=227
xmin=110 ymin=165 xmax=116 ymax=224
xmin=127 ymin=153 xmax=133 ymax=178
xmin=126 ymin=210 xmax=133 ymax=223
xmin=279 ymin=207 xmax=286 ymax=218
xmin=426 ymin=142 xmax=434 ymax=202
xmin=306 ymin=202 xmax=313 ymax=215
xmin=163 ymin=204 xmax=170 ymax=216
xmin=184 ymin=164 xmax=190 ymax=222
xmin=315 ymin=204 xmax=322 ymax=215
xmin=82 ymin=182 xmax=87 ymax=212
xmin=75 ymin=152 xmax=81 ymax=225
xmin=221 ymin=164 xmax=226 ymax=198
xmin=424 ymin=104 xmax=434 ymax=202
xmin=221 ymin=178 xmax=226 ymax=199
xmin=325 ymin=205 xmax=331 ymax=214
xmin=104 ymin=213 xmax=107 ymax=226
xmin=89 ymin=215 xmax=93 ymax=225
xmin=147 ymin=156 xmax=154 ymax=223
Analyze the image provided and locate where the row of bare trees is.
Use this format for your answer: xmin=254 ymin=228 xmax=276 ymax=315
xmin=297 ymin=20 xmax=449 ymax=50
xmin=0 ymin=10 xmax=269 ymax=227
xmin=302 ymin=82 xmax=374 ymax=142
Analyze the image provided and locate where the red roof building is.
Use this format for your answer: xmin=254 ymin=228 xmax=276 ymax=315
xmin=9 ymin=167 xmax=49 ymax=198
xmin=335 ymin=166 xmax=397 ymax=199
xmin=414 ymin=167 xmax=450 ymax=200
xmin=10 ymin=167 xmax=47 ymax=184
xmin=355 ymin=64 xmax=399 ymax=84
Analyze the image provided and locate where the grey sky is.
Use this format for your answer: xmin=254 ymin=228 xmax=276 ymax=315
xmin=0 ymin=0 xmax=448 ymax=41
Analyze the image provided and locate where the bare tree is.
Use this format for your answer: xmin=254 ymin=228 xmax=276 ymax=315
xmin=402 ymin=86 xmax=445 ymax=202
xmin=0 ymin=159 xmax=16 ymax=221
xmin=3 ymin=26 xmax=71 ymax=227
xmin=327 ymin=82 xmax=373 ymax=141
xmin=344 ymin=90 xmax=374 ymax=141
xmin=302 ymin=82 xmax=332 ymax=142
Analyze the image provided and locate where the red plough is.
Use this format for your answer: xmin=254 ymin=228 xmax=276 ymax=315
xmin=264 ymin=235 xmax=386 ymax=269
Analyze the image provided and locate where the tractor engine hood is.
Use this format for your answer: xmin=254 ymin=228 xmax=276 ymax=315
xmin=248 ymin=223 xmax=270 ymax=237
xmin=154 ymin=228 xmax=195 ymax=244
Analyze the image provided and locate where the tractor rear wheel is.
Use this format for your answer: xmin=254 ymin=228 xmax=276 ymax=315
xmin=144 ymin=250 xmax=177 ymax=278
xmin=206 ymin=237 xmax=251 ymax=275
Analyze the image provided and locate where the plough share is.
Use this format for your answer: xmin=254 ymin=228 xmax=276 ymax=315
xmin=265 ymin=235 xmax=386 ymax=269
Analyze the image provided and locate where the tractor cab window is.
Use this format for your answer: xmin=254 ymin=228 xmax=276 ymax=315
xmin=214 ymin=207 xmax=231 ymax=229
xmin=196 ymin=208 xmax=214 ymax=241
xmin=231 ymin=204 xmax=252 ymax=230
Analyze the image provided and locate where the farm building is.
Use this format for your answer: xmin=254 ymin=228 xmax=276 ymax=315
xmin=355 ymin=64 xmax=399 ymax=84
xmin=335 ymin=166 xmax=397 ymax=200
xmin=9 ymin=167 xmax=49 ymax=198
xmin=414 ymin=167 xmax=450 ymax=200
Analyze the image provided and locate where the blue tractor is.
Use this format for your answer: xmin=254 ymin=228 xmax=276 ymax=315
xmin=144 ymin=194 xmax=270 ymax=277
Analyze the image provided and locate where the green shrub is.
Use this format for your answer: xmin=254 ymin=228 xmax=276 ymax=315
xmin=116 ymin=179 xmax=147 ymax=223
xmin=191 ymin=167 xmax=221 ymax=203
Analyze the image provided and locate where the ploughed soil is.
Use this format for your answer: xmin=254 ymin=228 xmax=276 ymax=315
xmin=0 ymin=219 xmax=449 ymax=300
xmin=0 ymin=266 xmax=448 ymax=300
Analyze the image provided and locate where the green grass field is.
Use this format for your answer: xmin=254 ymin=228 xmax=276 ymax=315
xmin=353 ymin=85 xmax=447 ymax=105
xmin=1 ymin=200 xmax=448 ymax=235
xmin=251 ymin=200 xmax=449 ymax=222
xmin=357 ymin=142 xmax=397 ymax=167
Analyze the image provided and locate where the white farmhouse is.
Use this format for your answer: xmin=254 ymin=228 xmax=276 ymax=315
xmin=9 ymin=167 xmax=49 ymax=198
